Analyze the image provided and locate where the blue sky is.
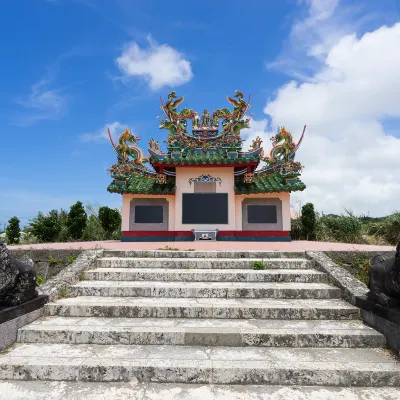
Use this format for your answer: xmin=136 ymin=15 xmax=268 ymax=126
xmin=1 ymin=0 xmax=400 ymax=228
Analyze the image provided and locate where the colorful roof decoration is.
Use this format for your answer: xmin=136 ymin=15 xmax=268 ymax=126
xmin=106 ymin=90 xmax=306 ymax=195
xmin=235 ymin=173 xmax=306 ymax=194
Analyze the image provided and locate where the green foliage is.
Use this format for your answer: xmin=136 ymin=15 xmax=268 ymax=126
xmin=48 ymin=255 xmax=63 ymax=266
xmin=252 ymin=260 xmax=265 ymax=270
xmin=68 ymin=255 xmax=77 ymax=264
xmin=379 ymin=212 xmax=400 ymax=246
xmin=353 ymin=258 xmax=371 ymax=285
xmin=98 ymin=206 xmax=121 ymax=238
xmin=183 ymin=265 xmax=193 ymax=269
xmin=317 ymin=210 xmax=363 ymax=243
xmin=290 ymin=217 xmax=303 ymax=240
xmin=36 ymin=275 xmax=46 ymax=286
xmin=82 ymin=203 xmax=107 ymax=241
xmin=5 ymin=216 xmax=21 ymax=244
xmin=67 ymin=201 xmax=87 ymax=240
xmin=29 ymin=210 xmax=62 ymax=243
xmin=301 ymin=203 xmax=316 ymax=241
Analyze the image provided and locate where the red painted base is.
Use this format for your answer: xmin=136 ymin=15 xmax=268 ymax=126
xmin=121 ymin=231 xmax=291 ymax=242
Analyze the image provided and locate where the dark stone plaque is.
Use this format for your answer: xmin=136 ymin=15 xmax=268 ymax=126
xmin=134 ymin=205 xmax=164 ymax=224
xmin=247 ymin=205 xmax=277 ymax=224
xmin=182 ymin=193 xmax=228 ymax=224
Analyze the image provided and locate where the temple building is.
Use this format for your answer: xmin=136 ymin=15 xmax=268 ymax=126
xmin=107 ymin=91 xmax=306 ymax=241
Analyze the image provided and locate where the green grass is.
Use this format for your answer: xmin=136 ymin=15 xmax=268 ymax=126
xmin=252 ymin=260 xmax=265 ymax=270
xmin=36 ymin=275 xmax=46 ymax=286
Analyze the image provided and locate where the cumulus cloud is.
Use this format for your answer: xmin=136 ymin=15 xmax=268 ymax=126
xmin=116 ymin=37 xmax=193 ymax=91
xmin=80 ymin=121 xmax=127 ymax=142
xmin=265 ymin=20 xmax=400 ymax=216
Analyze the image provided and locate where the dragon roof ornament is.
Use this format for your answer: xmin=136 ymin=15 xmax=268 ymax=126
xmin=106 ymin=91 xmax=306 ymax=192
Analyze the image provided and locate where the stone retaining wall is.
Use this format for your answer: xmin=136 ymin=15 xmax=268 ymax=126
xmin=8 ymin=249 xmax=83 ymax=281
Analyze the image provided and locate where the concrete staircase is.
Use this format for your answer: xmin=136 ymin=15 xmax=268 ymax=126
xmin=1 ymin=250 xmax=400 ymax=388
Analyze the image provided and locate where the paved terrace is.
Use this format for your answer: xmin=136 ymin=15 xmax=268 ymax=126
xmin=9 ymin=240 xmax=395 ymax=251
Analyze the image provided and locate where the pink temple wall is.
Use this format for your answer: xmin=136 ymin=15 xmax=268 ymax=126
xmin=234 ymin=192 xmax=291 ymax=231
xmin=121 ymin=170 xmax=291 ymax=232
xmin=174 ymin=167 xmax=236 ymax=231
xmin=121 ymin=194 xmax=175 ymax=231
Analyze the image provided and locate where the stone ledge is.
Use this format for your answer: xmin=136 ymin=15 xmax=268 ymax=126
xmin=306 ymin=251 xmax=368 ymax=305
xmin=38 ymin=250 xmax=103 ymax=302
xmin=0 ymin=295 xmax=48 ymax=325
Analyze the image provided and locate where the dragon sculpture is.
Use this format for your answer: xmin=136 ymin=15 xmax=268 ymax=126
xmin=266 ymin=126 xmax=306 ymax=163
xmin=161 ymin=91 xmax=196 ymax=121
xmin=222 ymin=118 xmax=250 ymax=136
xmin=108 ymin=128 xmax=148 ymax=166
xmin=213 ymin=90 xmax=250 ymax=121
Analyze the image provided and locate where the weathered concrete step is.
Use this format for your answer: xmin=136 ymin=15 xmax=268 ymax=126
xmin=67 ymin=281 xmax=341 ymax=299
xmin=18 ymin=317 xmax=385 ymax=348
xmin=96 ymin=257 xmax=312 ymax=269
xmin=45 ymin=297 xmax=360 ymax=320
xmin=102 ymin=250 xmax=306 ymax=259
xmin=1 ymin=381 xmax=400 ymax=400
xmin=85 ymin=268 xmax=328 ymax=283
xmin=1 ymin=343 xmax=399 ymax=385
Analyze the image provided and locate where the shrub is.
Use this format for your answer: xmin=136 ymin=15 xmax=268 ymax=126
xmin=5 ymin=216 xmax=21 ymax=244
xmin=98 ymin=206 xmax=121 ymax=238
xmin=29 ymin=210 xmax=62 ymax=243
xmin=318 ymin=210 xmax=363 ymax=243
xmin=290 ymin=217 xmax=303 ymax=240
xmin=301 ymin=203 xmax=316 ymax=240
xmin=67 ymin=201 xmax=87 ymax=240
xmin=252 ymin=260 xmax=265 ymax=270
xmin=379 ymin=212 xmax=400 ymax=246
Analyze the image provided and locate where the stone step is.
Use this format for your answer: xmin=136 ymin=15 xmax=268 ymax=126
xmin=67 ymin=281 xmax=341 ymax=299
xmin=45 ymin=297 xmax=360 ymax=320
xmin=96 ymin=257 xmax=312 ymax=270
xmin=18 ymin=317 xmax=385 ymax=348
xmin=85 ymin=268 xmax=328 ymax=283
xmin=102 ymin=250 xmax=306 ymax=259
xmin=2 ymin=381 xmax=400 ymax=399
xmin=1 ymin=343 xmax=399 ymax=385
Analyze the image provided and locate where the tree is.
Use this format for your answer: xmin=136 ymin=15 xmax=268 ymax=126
xmin=5 ymin=216 xmax=21 ymax=244
xmin=67 ymin=201 xmax=87 ymax=240
xmin=301 ymin=203 xmax=316 ymax=241
xmin=98 ymin=206 xmax=121 ymax=238
xmin=29 ymin=210 xmax=61 ymax=243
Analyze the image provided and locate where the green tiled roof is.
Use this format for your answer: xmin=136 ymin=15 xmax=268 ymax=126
xmin=150 ymin=153 xmax=261 ymax=166
xmin=107 ymin=174 xmax=175 ymax=195
xmin=235 ymin=173 xmax=306 ymax=194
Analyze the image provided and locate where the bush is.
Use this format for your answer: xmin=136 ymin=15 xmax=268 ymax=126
xmin=301 ymin=203 xmax=316 ymax=240
xmin=98 ymin=206 xmax=121 ymax=238
xmin=290 ymin=217 xmax=303 ymax=240
xmin=5 ymin=216 xmax=21 ymax=244
xmin=29 ymin=210 xmax=62 ymax=243
xmin=379 ymin=212 xmax=400 ymax=246
xmin=317 ymin=210 xmax=363 ymax=243
xmin=67 ymin=201 xmax=87 ymax=240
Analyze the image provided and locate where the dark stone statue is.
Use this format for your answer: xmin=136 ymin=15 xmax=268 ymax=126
xmin=0 ymin=241 xmax=38 ymax=307
xmin=367 ymin=244 xmax=400 ymax=308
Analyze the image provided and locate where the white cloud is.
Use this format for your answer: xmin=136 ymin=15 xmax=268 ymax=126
xmin=13 ymin=79 xmax=66 ymax=126
xmin=264 ymin=20 xmax=400 ymax=217
xmin=80 ymin=121 xmax=127 ymax=142
xmin=116 ymin=37 xmax=193 ymax=90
